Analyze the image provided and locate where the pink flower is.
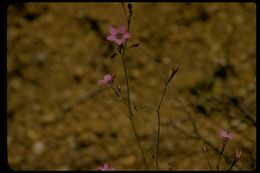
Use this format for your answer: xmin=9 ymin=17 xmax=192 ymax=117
xmin=98 ymin=163 xmax=116 ymax=171
xmin=98 ymin=74 xmax=114 ymax=85
xmin=106 ymin=25 xmax=132 ymax=45
xmin=219 ymin=129 xmax=235 ymax=141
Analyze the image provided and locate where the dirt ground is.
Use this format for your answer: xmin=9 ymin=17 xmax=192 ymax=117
xmin=7 ymin=3 xmax=256 ymax=171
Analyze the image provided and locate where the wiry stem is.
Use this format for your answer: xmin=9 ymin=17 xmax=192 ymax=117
xmin=155 ymin=65 xmax=179 ymax=170
xmin=120 ymin=3 xmax=148 ymax=170
xmin=228 ymin=148 xmax=241 ymax=171
xmin=155 ymin=84 xmax=167 ymax=170
xmin=121 ymin=2 xmax=128 ymax=21
xmin=216 ymin=141 xmax=227 ymax=171
xmin=120 ymin=48 xmax=148 ymax=170
xmin=228 ymin=160 xmax=237 ymax=171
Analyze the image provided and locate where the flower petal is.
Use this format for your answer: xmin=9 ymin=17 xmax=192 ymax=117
xmin=109 ymin=26 xmax=118 ymax=34
xmin=118 ymin=24 xmax=126 ymax=33
xmin=106 ymin=34 xmax=117 ymax=41
xmin=220 ymin=129 xmax=228 ymax=137
xmin=219 ymin=129 xmax=235 ymax=141
xmin=103 ymin=163 xmax=109 ymax=170
xmin=98 ymin=163 xmax=116 ymax=171
xmin=123 ymin=32 xmax=132 ymax=39
xmin=115 ymin=39 xmax=125 ymax=45
xmin=104 ymin=74 xmax=113 ymax=81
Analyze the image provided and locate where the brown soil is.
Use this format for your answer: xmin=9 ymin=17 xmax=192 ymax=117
xmin=7 ymin=3 xmax=256 ymax=171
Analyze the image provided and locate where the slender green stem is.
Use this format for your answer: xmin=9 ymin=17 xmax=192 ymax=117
xmin=120 ymin=5 xmax=148 ymax=170
xmin=155 ymin=66 xmax=178 ymax=170
xmin=121 ymin=2 xmax=128 ymax=21
xmin=155 ymin=81 xmax=169 ymax=170
xmin=217 ymin=142 xmax=227 ymax=171
xmin=120 ymin=38 xmax=149 ymax=171
xmin=121 ymin=45 xmax=130 ymax=105
xmin=228 ymin=160 xmax=237 ymax=171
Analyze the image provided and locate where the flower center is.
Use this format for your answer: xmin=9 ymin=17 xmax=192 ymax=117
xmin=116 ymin=33 xmax=123 ymax=39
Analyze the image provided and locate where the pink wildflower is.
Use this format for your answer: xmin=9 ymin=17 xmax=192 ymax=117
xmin=219 ymin=129 xmax=235 ymax=141
xmin=106 ymin=25 xmax=132 ymax=45
xmin=98 ymin=163 xmax=116 ymax=171
xmin=98 ymin=74 xmax=115 ymax=85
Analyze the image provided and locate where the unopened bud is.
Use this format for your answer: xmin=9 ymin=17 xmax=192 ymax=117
xmin=167 ymin=64 xmax=179 ymax=83
xmin=111 ymin=52 xmax=118 ymax=58
xmin=203 ymin=145 xmax=207 ymax=152
xmin=129 ymin=43 xmax=140 ymax=48
xmin=127 ymin=3 xmax=132 ymax=10
xmin=116 ymin=84 xmax=122 ymax=95
xmin=128 ymin=3 xmax=133 ymax=15
xmin=234 ymin=148 xmax=242 ymax=161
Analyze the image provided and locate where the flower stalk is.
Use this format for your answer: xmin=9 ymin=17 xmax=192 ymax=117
xmin=155 ymin=65 xmax=179 ymax=170
xmin=119 ymin=3 xmax=148 ymax=170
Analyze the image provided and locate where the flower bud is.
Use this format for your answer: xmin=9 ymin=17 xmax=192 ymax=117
xmin=234 ymin=148 xmax=242 ymax=161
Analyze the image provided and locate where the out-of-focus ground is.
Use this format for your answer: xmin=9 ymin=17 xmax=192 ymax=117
xmin=7 ymin=3 xmax=256 ymax=171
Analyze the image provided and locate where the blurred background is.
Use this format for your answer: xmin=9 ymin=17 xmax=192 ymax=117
xmin=7 ymin=3 xmax=256 ymax=171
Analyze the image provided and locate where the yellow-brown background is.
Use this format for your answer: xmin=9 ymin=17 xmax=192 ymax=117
xmin=7 ymin=3 xmax=256 ymax=170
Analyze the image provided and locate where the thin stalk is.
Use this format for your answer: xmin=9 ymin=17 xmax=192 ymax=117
xmin=217 ymin=142 xmax=227 ymax=171
xmin=121 ymin=2 xmax=128 ymax=21
xmin=155 ymin=83 xmax=168 ymax=170
xmin=228 ymin=160 xmax=237 ymax=171
xmin=155 ymin=66 xmax=179 ymax=170
xmin=120 ymin=6 xmax=148 ymax=170
xmin=120 ymin=39 xmax=149 ymax=171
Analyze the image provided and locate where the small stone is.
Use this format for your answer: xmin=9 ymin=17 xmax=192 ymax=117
xmin=121 ymin=155 xmax=136 ymax=166
xmin=107 ymin=145 xmax=119 ymax=157
xmin=13 ymin=155 xmax=22 ymax=164
xmin=27 ymin=130 xmax=40 ymax=140
xmin=10 ymin=78 xmax=22 ymax=90
xmin=139 ymin=56 xmax=149 ymax=65
xmin=45 ymin=14 xmax=54 ymax=22
xmin=131 ymin=69 xmax=141 ymax=79
xmin=162 ymin=56 xmax=171 ymax=65
xmin=237 ymin=122 xmax=248 ymax=131
xmin=63 ymin=89 xmax=72 ymax=99
xmin=146 ymin=63 xmax=155 ymax=73
xmin=35 ymin=52 xmax=47 ymax=63
xmin=73 ymin=66 xmax=85 ymax=82
xmin=230 ymin=119 xmax=240 ymax=128
xmin=32 ymin=103 xmax=41 ymax=112
xmin=32 ymin=141 xmax=46 ymax=155
xmin=141 ymin=30 xmax=150 ymax=39
xmin=67 ymin=135 xmax=77 ymax=149
xmin=235 ymin=15 xmax=244 ymax=24
xmin=148 ymin=78 xmax=158 ymax=87
xmin=160 ymin=162 xmax=169 ymax=170
xmin=41 ymin=113 xmax=56 ymax=123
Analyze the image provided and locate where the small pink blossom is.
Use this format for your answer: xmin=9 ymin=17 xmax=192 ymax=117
xmin=98 ymin=74 xmax=114 ymax=85
xmin=106 ymin=25 xmax=132 ymax=45
xmin=98 ymin=163 xmax=116 ymax=171
xmin=219 ymin=129 xmax=235 ymax=141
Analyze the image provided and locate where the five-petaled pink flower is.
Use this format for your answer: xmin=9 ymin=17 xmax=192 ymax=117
xmin=98 ymin=74 xmax=114 ymax=85
xmin=106 ymin=25 xmax=132 ymax=45
xmin=219 ymin=129 xmax=235 ymax=141
xmin=98 ymin=163 xmax=116 ymax=171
